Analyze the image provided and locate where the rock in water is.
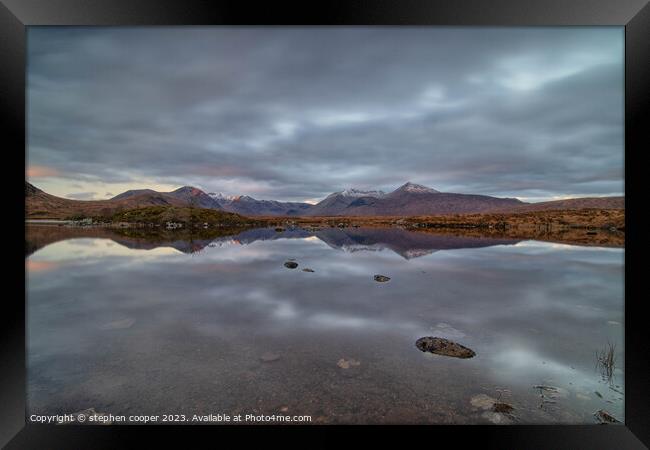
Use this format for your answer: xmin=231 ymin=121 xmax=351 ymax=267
xmin=594 ymin=409 xmax=621 ymax=424
xmin=415 ymin=336 xmax=476 ymax=358
xmin=302 ymin=268 xmax=315 ymax=272
xmin=374 ymin=275 xmax=391 ymax=282
xmin=284 ymin=261 xmax=298 ymax=269
xmin=493 ymin=402 xmax=515 ymax=414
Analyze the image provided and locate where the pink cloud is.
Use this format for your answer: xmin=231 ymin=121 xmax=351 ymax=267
xmin=26 ymin=165 xmax=60 ymax=178
xmin=26 ymin=260 xmax=59 ymax=272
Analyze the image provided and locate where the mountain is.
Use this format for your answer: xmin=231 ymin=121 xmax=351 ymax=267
xmin=306 ymin=182 xmax=524 ymax=216
xmin=166 ymin=186 xmax=223 ymax=209
xmin=389 ymin=182 xmax=440 ymax=195
xmin=339 ymin=188 xmax=387 ymax=198
xmin=306 ymin=189 xmax=386 ymax=216
xmin=208 ymin=192 xmax=237 ymax=202
xmin=217 ymin=195 xmax=313 ymax=216
xmin=111 ymin=189 xmax=158 ymax=200
xmin=113 ymin=186 xmax=222 ymax=209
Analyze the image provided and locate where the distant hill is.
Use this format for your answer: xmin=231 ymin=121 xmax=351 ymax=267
xmin=505 ymin=196 xmax=624 ymax=212
xmin=26 ymin=182 xmax=188 ymax=219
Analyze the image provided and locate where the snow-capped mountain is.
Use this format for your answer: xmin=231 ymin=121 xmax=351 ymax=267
xmin=389 ymin=182 xmax=440 ymax=195
xmin=307 ymin=181 xmax=523 ymax=216
xmin=208 ymin=192 xmax=237 ymax=202
xmin=214 ymin=194 xmax=313 ymax=216
xmin=339 ymin=188 xmax=386 ymax=198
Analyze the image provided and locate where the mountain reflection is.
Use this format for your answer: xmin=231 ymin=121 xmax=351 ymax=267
xmin=26 ymin=225 xmax=519 ymax=259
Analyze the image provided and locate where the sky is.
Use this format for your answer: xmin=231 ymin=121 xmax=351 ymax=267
xmin=26 ymin=27 xmax=624 ymax=203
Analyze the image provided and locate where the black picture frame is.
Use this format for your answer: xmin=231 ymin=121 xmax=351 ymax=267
xmin=2 ymin=0 xmax=648 ymax=448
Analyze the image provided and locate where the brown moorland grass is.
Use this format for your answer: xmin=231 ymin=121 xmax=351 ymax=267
xmin=257 ymin=208 xmax=625 ymax=247
xmin=26 ymin=207 xmax=625 ymax=249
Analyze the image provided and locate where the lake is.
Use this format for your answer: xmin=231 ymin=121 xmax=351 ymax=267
xmin=26 ymin=225 xmax=624 ymax=424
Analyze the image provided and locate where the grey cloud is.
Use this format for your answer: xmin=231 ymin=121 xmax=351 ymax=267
xmin=27 ymin=27 xmax=624 ymax=202
xmin=66 ymin=192 xmax=98 ymax=200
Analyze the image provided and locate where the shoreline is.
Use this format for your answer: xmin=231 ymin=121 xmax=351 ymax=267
xmin=26 ymin=221 xmax=624 ymax=250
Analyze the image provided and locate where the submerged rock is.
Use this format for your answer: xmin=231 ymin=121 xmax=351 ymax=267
xmin=493 ymin=402 xmax=515 ymax=414
xmin=470 ymin=394 xmax=516 ymax=422
xmin=373 ymin=275 xmax=391 ymax=282
xmin=302 ymin=268 xmax=315 ymax=273
xmin=470 ymin=394 xmax=497 ymax=410
xmin=533 ymin=385 xmax=559 ymax=392
xmin=337 ymin=358 xmax=361 ymax=369
xmin=284 ymin=261 xmax=298 ymax=269
xmin=260 ymin=352 xmax=281 ymax=362
xmin=594 ymin=409 xmax=621 ymax=424
xmin=100 ymin=318 xmax=135 ymax=330
xmin=415 ymin=336 xmax=476 ymax=358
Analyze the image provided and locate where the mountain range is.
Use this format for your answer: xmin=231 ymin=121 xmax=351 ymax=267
xmin=25 ymin=181 xmax=624 ymax=219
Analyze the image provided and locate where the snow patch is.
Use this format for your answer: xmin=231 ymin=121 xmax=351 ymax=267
xmin=336 ymin=188 xmax=386 ymax=198
xmin=396 ymin=182 xmax=440 ymax=194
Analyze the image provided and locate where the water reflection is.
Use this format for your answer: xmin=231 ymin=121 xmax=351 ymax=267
xmin=26 ymin=225 xmax=520 ymax=258
xmin=26 ymin=225 xmax=624 ymax=424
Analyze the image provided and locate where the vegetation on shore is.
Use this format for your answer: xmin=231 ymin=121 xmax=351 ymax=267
xmin=260 ymin=208 xmax=624 ymax=231
xmin=73 ymin=205 xmax=264 ymax=228
xmin=260 ymin=208 xmax=625 ymax=247
xmin=66 ymin=205 xmax=623 ymax=231
xmin=27 ymin=204 xmax=624 ymax=248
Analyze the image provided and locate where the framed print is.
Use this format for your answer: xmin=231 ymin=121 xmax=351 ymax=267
xmin=2 ymin=0 xmax=648 ymax=447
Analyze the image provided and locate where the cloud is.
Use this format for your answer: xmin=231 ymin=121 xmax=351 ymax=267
xmin=66 ymin=192 xmax=98 ymax=200
xmin=26 ymin=165 xmax=60 ymax=178
xmin=27 ymin=27 xmax=624 ymax=202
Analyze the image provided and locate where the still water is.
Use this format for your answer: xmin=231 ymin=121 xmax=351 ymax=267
xmin=26 ymin=226 xmax=624 ymax=424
